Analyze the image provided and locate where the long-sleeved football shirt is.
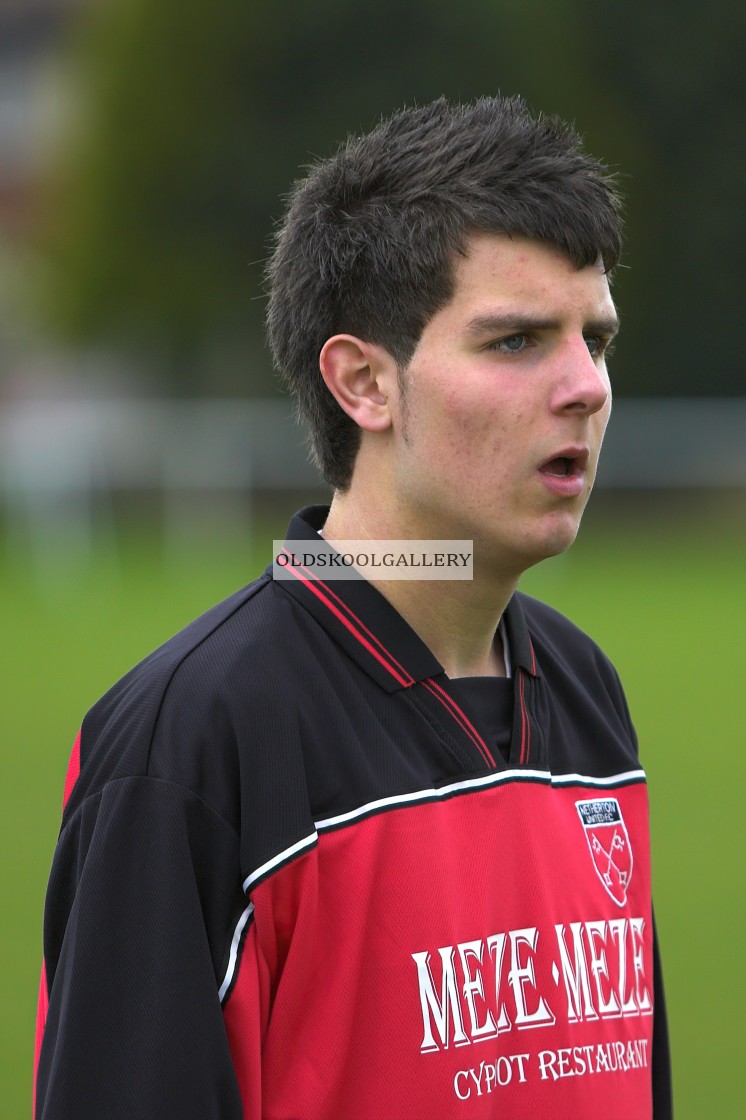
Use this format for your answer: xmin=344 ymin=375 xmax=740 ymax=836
xmin=35 ymin=505 xmax=672 ymax=1119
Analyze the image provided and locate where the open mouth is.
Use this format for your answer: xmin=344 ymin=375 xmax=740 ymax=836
xmin=538 ymin=448 xmax=590 ymax=479
xmin=540 ymin=456 xmax=576 ymax=477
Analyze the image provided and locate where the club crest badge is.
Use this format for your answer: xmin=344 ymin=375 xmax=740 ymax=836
xmin=576 ymin=798 xmax=633 ymax=907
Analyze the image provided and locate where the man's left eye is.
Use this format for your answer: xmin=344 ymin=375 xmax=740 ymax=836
xmin=488 ymin=334 xmax=529 ymax=354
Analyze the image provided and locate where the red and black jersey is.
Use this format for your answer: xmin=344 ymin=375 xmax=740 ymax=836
xmin=35 ymin=506 xmax=672 ymax=1119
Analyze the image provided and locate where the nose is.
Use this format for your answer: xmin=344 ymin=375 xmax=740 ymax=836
xmin=549 ymin=337 xmax=610 ymax=417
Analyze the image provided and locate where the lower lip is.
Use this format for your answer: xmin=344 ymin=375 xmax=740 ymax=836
xmin=538 ymin=468 xmax=587 ymax=498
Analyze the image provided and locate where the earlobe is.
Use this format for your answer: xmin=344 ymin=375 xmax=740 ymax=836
xmin=319 ymin=335 xmax=394 ymax=432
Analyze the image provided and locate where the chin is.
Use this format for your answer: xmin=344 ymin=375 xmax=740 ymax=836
xmin=472 ymin=507 xmax=587 ymax=573
xmin=523 ymin=517 xmax=583 ymax=567
xmin=548 ymin=516 xmax=584 ymax=553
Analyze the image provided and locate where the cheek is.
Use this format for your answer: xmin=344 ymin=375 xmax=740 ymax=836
xmin=405 ymin=374 xmax=520 ymax=476
xmin=443 ymin=420 xmax=519 ymax=495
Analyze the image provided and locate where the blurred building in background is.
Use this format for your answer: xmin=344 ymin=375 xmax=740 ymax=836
xmin=0 ymin=0 xmax=85 ymax=403
xmin=0 ymin=0 xmax=78 ymax=238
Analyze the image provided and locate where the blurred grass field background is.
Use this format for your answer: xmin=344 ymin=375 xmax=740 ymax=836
xmin=3 ymin=501 xmax=744 ymax=1118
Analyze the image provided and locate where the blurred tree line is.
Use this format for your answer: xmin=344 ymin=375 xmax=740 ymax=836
xmin=37 ymin=0 xmax=745 ymax=396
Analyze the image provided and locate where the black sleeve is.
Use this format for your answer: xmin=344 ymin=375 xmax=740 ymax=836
xmin=652 ymin=913 xmax=674 ymax=1119
xmin=36 ymin=776 xmax=246 ymax=1120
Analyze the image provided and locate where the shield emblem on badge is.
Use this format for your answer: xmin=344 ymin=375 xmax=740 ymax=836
xmin=576 ymin=798 xmax=633 ymax=907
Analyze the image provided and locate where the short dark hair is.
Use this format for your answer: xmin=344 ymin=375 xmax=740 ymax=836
xmin=266 ymin=96 xmax=623 ymax=490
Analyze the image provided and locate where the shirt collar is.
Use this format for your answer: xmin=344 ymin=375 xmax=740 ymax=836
xmin=272 ymin=505 xmax=541 ymax=692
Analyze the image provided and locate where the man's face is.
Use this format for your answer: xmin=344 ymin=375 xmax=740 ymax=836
xmin=389 ymin=233 xmax=618 ymax=575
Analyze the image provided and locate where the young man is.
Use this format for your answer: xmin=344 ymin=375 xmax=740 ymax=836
xmin=35 ymin=97 xmax=672 ymax=1118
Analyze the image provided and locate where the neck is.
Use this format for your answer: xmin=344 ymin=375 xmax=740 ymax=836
xmin=323 ymin=491 xmax=518 ymax=679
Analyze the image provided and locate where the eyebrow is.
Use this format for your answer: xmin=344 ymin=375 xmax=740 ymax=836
xmin=465 ymin=312 xmax=621 ymax=338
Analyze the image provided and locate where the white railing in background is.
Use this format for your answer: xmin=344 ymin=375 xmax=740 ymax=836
xmin=598 ymin=398 xmax=746 ymax=489
xmin=1 ymin=397 xmax=744 ymax=579
xmin=0 ymin=398 xmax=312 ymax=578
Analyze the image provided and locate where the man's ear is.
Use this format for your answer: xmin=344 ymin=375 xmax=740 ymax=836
xmin=319 ymin=335 xmax=395 ymax=432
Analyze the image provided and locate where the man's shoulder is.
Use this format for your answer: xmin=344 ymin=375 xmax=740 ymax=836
xmin=516 ymin=590 xmax=606 ymax=656
xmin=515 ymin=590 xmax=626 ymax=694
xmin=67 ymin=571 xmax=310 ymax=824
xmin=90 ymin=570 xmax=276 ymax=712
xmin=515 ymin=590 xmax=635 ymax=741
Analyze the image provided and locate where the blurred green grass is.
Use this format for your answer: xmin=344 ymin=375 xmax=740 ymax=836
xmin=4 ymin=510 xmax=743 ymax=1118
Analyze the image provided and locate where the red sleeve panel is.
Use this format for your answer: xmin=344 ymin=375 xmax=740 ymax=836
xmin=34 ymin=731 xmax=82 ymax=1116
xmin=61 ymin=731 xmax=81 ymax=812
xmin=224 ymin=774 xmax=653 ymax=1120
